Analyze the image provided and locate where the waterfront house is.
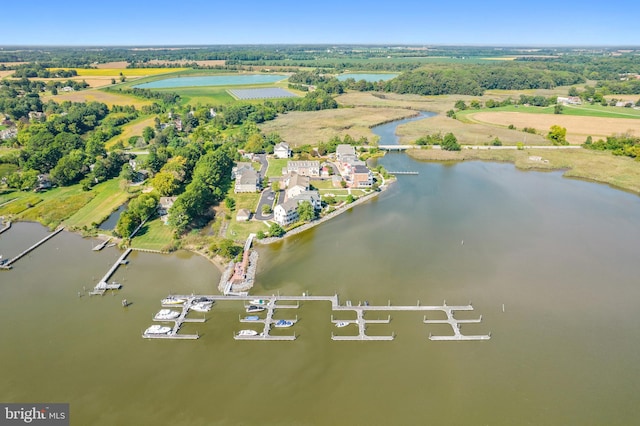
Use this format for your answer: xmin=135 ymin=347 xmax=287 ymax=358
xmin=287 ymin=160 xmax=320 ymax=177
xmin=336 ymin=144 xmax=356 ymax=163
xmin=294 ymin=190 xmax=322 ymax=210
xmin=351 ymin=165 xmax=374 ymax=188
xmin=158 ymin=196 xmax=177 ymax=223
xmin=274 ymin=142 xmax=292 ymax=159
xmin=274 ymin=199 xmax=300 ymax=226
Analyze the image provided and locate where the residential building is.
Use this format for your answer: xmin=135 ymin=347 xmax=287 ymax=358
xmin=284 ymin=172 xmax=310 ymax=200
xmin=158 ymin=196 xmax=177 ymax=223
xmin=274 ymin=199 xmax=300 ymax=226
xmin=336 ymin=144 xmax=356 ymax=162
xmin=232 ymin=162 xmax=253 ymax=179
xmin=234 ymin=169 xmax=260 ymax=193
xmin=287 ymin=160 xmax=320 ymax=177
xmin=351 ymin=165 xmax=374 ymax=188
xmin=294 ymin=190 xmax=322 ymax=210
xmin=274 ymin=142 xmax=291 ymax=159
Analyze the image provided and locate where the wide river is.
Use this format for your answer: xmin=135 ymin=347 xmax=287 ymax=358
xmin=2 ymin=114 xmax=640 ymax=425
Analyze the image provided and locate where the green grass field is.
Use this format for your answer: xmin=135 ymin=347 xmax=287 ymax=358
xmin=464 ymin=104 xmax=640 ymax=120
xmin=265 ymin=158 xmax=288 ymax=177
xmin=130 ymin=217 xmax=175 ymax=251
xmin=64 ymin=178 xmax=134 ymax=229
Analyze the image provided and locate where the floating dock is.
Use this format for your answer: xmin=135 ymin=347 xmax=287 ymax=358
xmin=0 ymin=220 xmax=11 ymax=236
xmin=143 ymin=295 xmax=206 ymax=340
xmin=143 ymin=294 xmax=491 ymax=342
xmin=89 ymin=248 xmax=132 ymax=295
xmin=0 ymin=226 xmax=64 ymax=270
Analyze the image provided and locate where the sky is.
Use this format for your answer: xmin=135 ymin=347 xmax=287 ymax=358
xmin=1 ymin=0 xmax=639 ymax=47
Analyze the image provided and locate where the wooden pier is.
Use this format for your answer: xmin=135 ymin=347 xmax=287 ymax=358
xmin=387 ymin=171 xmax=419 ymax=175
xmin=92 ymin=237 xmax=111 ymax=251
xmin=0 ymin=220 xmax=11 ymax=236
xmin=89 ymin=248 xmax=132 ymax=295
xmin=143 ymin=293 xmax=490 ymax=342
xmin=0 ymin=226 xmax=64 ymax=270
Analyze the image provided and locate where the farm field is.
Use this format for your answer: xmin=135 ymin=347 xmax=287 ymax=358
xmin=259 ymin=107 xmax=418 ymax=147
xmin=467 ymin=111 xmax=640 ymax=144
xmin=41 ymin=88 xmax=152 ymax=108
xmin=465 ymin=104 xmax=640 ymax=119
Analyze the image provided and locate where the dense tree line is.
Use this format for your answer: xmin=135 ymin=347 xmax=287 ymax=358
xmin=384 ymin=64 xmax=584 ymax=96
xmin=11 ymin=64 xmax=77 ymax=78
xmin=584 ymin=134 xmax=640 ymax=158
xmin=104 ymin=87 xmax=180 ymax=105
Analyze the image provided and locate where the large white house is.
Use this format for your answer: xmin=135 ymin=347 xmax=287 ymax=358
xmin=274 ymin=142 xmax=292 ymax=159
xmin=274 ymin=200 xmax=300 ymax=226
xmin=284 ymin=172 xmax=310 ymax=200
xmin=234 ymin=169 xmax=260 ymax=193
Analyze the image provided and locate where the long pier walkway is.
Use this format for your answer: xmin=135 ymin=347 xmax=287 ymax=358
xmin=89 ymin=248 xmax=132 ymax=295
xmin=0 ymin=220 xmax=10 ymax=236
xmin=1 ymin=226 xmax=64 ymax=270
xmin=92 ymin=237 xmax=111 ymax=251
xmin=143 ymin=293 xmax=491 ymax=342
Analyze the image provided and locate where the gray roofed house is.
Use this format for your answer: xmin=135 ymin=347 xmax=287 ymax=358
xmin=287 ymin=160 xmax=320 ymax=177
xmin=274 ymin=142 xmax=291 ymax=159
xmin=234 ymin=169 xmax=260 ymax=193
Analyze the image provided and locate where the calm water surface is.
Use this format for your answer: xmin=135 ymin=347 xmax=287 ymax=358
xmin=1 ymin=115 xmax=640 ymax=425
xmin=134 ymin=74 xmax=286 ymax=89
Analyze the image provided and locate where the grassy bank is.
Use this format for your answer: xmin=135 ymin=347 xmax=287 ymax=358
xmin=406 ymin=148 xmax=640 ymax=194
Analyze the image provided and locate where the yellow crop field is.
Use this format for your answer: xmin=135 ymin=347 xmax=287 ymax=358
xmin=469 ymin=111 xmax=640 ymax=144
xmin=49 ymin=68 xmax=187 ymax=76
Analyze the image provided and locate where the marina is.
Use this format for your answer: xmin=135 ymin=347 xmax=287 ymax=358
xmin=144 ymin=293 xmax=490 ymax=342
xmin=0 ymin=226 xmax=64 ymax=270
xmin=89 ymin=248 xmax=132 ymax=295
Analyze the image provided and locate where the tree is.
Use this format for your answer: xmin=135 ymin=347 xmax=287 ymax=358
xmin=446 ymin=109 xmax=456 ymax=118
xmin=115 ymin=210 xmax=138 ymax=239
xmin=268 ymin=223 xmax=285 ymax=237
xmin=554 ymin=104 xmax=564 ymax=114
xmin=547 ymin=125 xmax=568 ymax=146
xmin=441 ymin=133 xmax=461 ymax=151
xmin=454 ymin=100 xmax=468 ymax=110
xmin=225 ymin=197 xmax=236 ymax=210
xmin=345 ymin=194 xmax=355 ymax=204
xmin=142 ymin=126 xmax=155 ymax=143
xmin=128 ymin=193 xmax=158 ymax=222
xmin=262 ymin=204 xmax=272 ymax=214
xmin=296 ymin=201 xmax=316 ymax=222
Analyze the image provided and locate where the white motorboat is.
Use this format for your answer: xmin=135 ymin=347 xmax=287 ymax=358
xmin=250 ymin=299 xmax=269 ymax=306
xmin=237 ymin=329 xmax=258 ymax=336
xmin=246 ymin=305 xmax=266 ymax=313
xmin=190 ymin=302 xmax=213 ymax=312
xmin=244 ymin=315 xmax=260 ymax=321
xmin=161 ymin=296 xmax=186 ymax=305
xmin=335 ymin=321 xmax=350 ymax=328
xmin=154 ymin=309 xmax=180 ymax=320
xmin=274 ymin=319 xmax=293 ymax=328
xmin=144 ymin=325 xmax=172 ymax=335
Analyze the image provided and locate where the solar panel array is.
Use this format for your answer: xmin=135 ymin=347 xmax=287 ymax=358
xmin=228 ymin=88 xmax=299 ymax=100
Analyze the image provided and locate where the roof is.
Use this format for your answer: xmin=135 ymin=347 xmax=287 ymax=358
xmin=336 ymin=144 xmax=356 ymax=156
xmin=353 ymin=165 xmax=370 ymax=174
xmin=237 ymin=169 xmax=259 ymax=185
xmin=288 ymin=173 xmax=309 ymax=189
xmin=288 ymin=160 xmax=319 ymax=168
xmin=274 ymin=142 xmax=290 ymax=150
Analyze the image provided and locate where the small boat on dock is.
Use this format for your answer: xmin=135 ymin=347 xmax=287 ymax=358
xmin=250 ymin=299 xmax=269 ymax=306
xmin=238 ymin=329 xmax=258 ymax=336
xmin=274 ymin=319 xmax=293 ymax=328
xmin=144 ymin=325 xmax=172 ymax=335
xmin=244 ymin=315 xmax=260 ymax=321
xmin=246 ymin=305 xmax=266 ymax=313
xmin=161 ymin=296 xmax=186 ymax=305
xmin=335 ymin=321 xmax=350 ymax=328
xmin=154 ymin=309 xmax=180 ymax=320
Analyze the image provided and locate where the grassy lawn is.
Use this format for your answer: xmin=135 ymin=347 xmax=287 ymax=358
xmin=105 ymin=115 xmax=156 ymax=150
xmin=0 ymin=195 xmax=43 ymax=215
xmin=0 ymin=163 xmax=18 ymax=179
xmin=265 ymin=158 xmax=289 ymax=177
xmin=229 ymin=191 xmax=261 ymax=212
xmin=226 ymin=220 xmax=270 ymax=243
xmin=130 ymin=217 xmax=175 ymax=251
xmin=21 ymin=190 xmax=95 ymax=228
xmin=64 ymin=178 xmax=134 ymax=229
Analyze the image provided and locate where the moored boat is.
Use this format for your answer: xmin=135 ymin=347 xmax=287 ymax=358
xmin=250 ymin=299 xmax=269 ymax=305
xmin=154 ymin=309 xmax=180 ymax=320
xmin=246 ymin=305 xmax=265 ymax=313
xmin=237 ymin=329 xmax=258 ymax=336
xmin=335 ymin=321 xmax=350 ymax=328
xmin=274 ymin=319 xmax=293 ymax=328
xmin=144 ymin=325 xmax=172 ymax=335
xmin=244 ymin=315 xmax=260 ymax=321
xmin=190 ymin=302 xmax=213 ymax=312
xmin=161 ymin=296 xmax=186 ymax=305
